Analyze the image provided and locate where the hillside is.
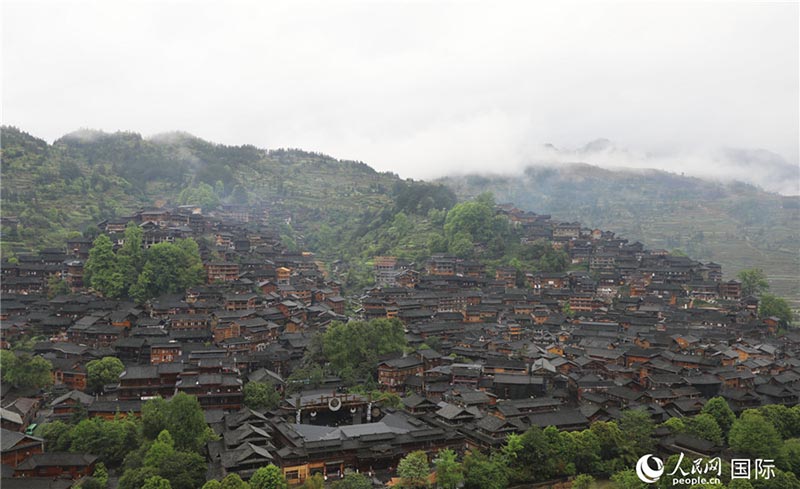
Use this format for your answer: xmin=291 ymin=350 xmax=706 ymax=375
xmin=440 ymin=164 xmax=800 ymax=306
xmin=0 ymin=126 xmax=395 ymax=245
xmin=0 ymin=126 xmax=456 ymax=287
xmin=2 ymin=126 xmax=798 ymax=305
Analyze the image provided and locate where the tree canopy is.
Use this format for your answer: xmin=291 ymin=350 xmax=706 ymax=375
xmin=119 ymin=437 xmax=207 ymax=489
xmin=87 ymin=356 xmax=125 ymax=392
xmin=397 ymin=450 xmax=430 ymax=488
xmin=130 ymin=239 xmax=205 ymax=302
xmin=738 ymin=268 xmax=770 ymax=297
xmin=331 ymin=473 xmax=372 ymax=489
xmin=0 ymin=351 xmax=53 ymax=390
xmin=759 ymin=293 xmax=794 ymax=324
xmin=321 ymin=318 xmax=406 ymax=381
xmin=84 ymin=229 xmax=204 ymax=302
xmin=141 ymin=393 xmax=214 ymax=453
xmin=434 ymin=448 xmax=463 ymax=489
xmin=243 ymin=382 xmax=281 ymax=411
xmin=729 ymin=409 xmax=783 ymax=459
xmin=67 ymin=416 xmax=141 ymax=467
xmin=85 ymin=233 xmax=124 ymax=298
xmin=462 ymin=451 xmax=508 ymax=489
xmin=178 ymin=182 xmax=220 ymax=211
xmin=701 ymin=396 xmax=736 ymax=435
xmin=249 ymin=464 xmax=288 ymax=489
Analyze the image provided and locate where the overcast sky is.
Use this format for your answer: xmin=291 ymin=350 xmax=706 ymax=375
xmin=2 ymin=1 xmax=798 ymax=182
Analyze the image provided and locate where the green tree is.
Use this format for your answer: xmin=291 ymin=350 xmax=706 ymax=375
xmin=462 ymin=451 xmax=508 ymax=489
xmin=570 ymin=429 xmax=602 ymax=474
xmin=285 ymin=364 xmax=325 ymax=394
xmin=701 ymin=397 xmax=736 ymax=435
xmin=729 ymin=409 xmax=782 ymax=459
xmin=39 ymin=421 xmax=72 ymax=451
xmin=511 ymin=425 xmax=547 ymax=482
xmin=619 ymin=409 xmax=655 ymax=459
xmin=142 ymin=476 xmax=173 ymax=489
xmin=220 ymin=474 xmax=251 ymax=489
xmin=243 ymin=382 xmax=281 ymax=411
xmin=118 ymin=467 xmax=159 ymax=489
xmin=389 ymin=212 xmax=411 ymax=239
xmin=684 ymin=413 xmax=723 ymax=445
xmin=178 ymin=182 xmax=220 ymax=210
xmin=129 ymin=266 xmax=154 ymax=303
xmin=250 ymin=464 xmax=288 ymax=489
xmin=141 ymin=397 xmax=169 ymax=440
xmin=85 ymin=233 xmax=124 ymax=297
xmin=542 ymin=426 xmax=577 ymax=478
xmin=779 ymin=438 xmax=800 ymax=474
xmin=507 ymin=425 xmax=576 ymax=482
xmin=498 ymin=432 xmax=526 ymax=483
xmin=610 ymin=469 xmax=646 ymax=489
xmin=398 ymin=450 xmax=430 ymax=488
xmin=759 ymin=294 xmax=793 ymax=324
xmin=448 ymin=231 xmax=474 ymax=258
xmin=140 ymin=393 xmax=214 ymax=453
xmin=93 ymin=462 xmax=109 ymax=488
xmin=153 ymin=450 xmax=207 ymax=489
xmin=750 ymin=469 xmax=800 ymax=489
xmin=174 ymin=238 xmax=205 ymax=290
xmin=728 ymin=480 xmax=754 ymax=489
xmin=322 ymin=318 xmax=406 ymax=380
xmin=130 ymin=239 xmax=204 ymax=302
xmin=738 ymin=268 xmax=770 ymax=297
xmin=117 ymin=222 xmax=144 ymax=293
xmin=760 ymin=404 xmax=800 ymax=440
xmin=300 ymin=473 xmax=324 ymax=489
xmin=47 ymin=274 xmax=70 ymax=298
xmin=443 ymin=194 xmax=496 ymax=244
xmin=434 ymin=449 xmax=463 ymax=489
xmin=69 ymin=416 xmax=141 ymax=467
xmin=539 ymin=248 xmax=569 ymax=273
xmin=573 ymin=474 xmax=595 ymax=489
xmin=202 ymin=481 xmax=222 ymax=489
xmin=332 ymin=473 xmax=372 ymax=489
xmin=428 ymin=234 xmax=448 ymax=254
xmin=0 ymin=351 xmax=53 ymax=389
xmin=590 ymin=420 xmax=627 ymax=463
xmin=660 ymin=417 xmax=686 ymax=434
xmin=87 ymin=356 xmax=125 ymax=392
xmin=163 ymin=392 xmax=215 ymax=452
xmin=145 ymin=430 xmax=176 ymax=467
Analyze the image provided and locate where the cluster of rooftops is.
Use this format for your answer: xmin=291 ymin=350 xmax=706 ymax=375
xmin=1 ymin=202 xmax=798 ymax=487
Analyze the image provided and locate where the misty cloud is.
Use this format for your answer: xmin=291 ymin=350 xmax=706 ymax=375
xmin=2 ymin=1 xmax=798 ymax=193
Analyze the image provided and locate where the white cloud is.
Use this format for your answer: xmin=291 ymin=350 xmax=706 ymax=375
xmin=2 ymin=0 xmax=798 ymax=191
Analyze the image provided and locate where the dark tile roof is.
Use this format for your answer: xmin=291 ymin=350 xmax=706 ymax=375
xmin=16 ymin=453 xmax=97 ymax=469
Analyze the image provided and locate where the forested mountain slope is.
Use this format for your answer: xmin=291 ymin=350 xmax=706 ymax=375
xmin=440 ymin=165 xmax=800 ymax=305
xmin=0 ymin=126 xmax=456 ymax=286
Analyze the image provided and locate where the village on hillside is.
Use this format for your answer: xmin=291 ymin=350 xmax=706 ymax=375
xmin=1 ymin=201 xmax=798 ymax=488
